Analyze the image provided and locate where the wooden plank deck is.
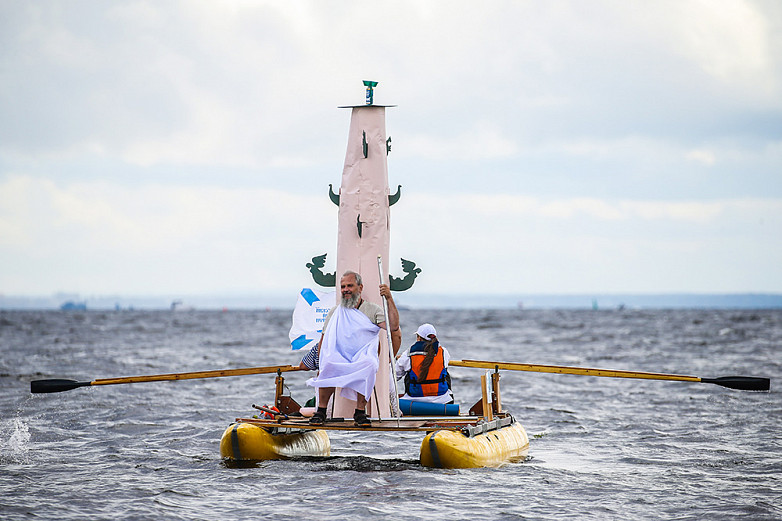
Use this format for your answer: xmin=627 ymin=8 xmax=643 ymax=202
xmin=235 ymin=416 xmax=480 ymax=433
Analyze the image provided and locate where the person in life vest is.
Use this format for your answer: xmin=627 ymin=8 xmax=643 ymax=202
xmin=395 ymin=323 xmax=454 ymax=404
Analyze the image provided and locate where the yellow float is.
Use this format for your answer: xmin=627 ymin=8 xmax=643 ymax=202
xmin=420 ymin=421 xmax=529 ymax=469
xmin=219 ymin=421 xmax=330 ymax=461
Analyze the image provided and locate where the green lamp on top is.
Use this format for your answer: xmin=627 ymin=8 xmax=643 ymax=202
xmin=363 ymin=80 xmax=378 ymax=105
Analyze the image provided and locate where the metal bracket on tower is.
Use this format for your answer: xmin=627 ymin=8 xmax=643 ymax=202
xmin=356 ymin=214 xmax=365 ymax=238
xmin=388 ymin=185 xmax=401 ymax=206
xmin=329 ymin=184 xmax=340 ymax=206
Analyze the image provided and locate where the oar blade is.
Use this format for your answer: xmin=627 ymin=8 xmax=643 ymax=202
xmin=31 ymin=379 xmax=91 ymax=394
xmin=701 ymin=376 xmax=770 ymax=392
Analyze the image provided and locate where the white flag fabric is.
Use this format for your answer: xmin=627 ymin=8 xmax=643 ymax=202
xmin=289 ymin=288 xmax=335 ymax=351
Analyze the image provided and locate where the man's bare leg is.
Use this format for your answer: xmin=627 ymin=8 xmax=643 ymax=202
xmin=310 ymin=387 xmax=335 ymax=425
xmin=318 ymin=387 xmax=335 ymax=408
xmin=356 ymin=393 xmax=367 ymax=411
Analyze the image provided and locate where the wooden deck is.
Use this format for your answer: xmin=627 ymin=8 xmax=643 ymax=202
xmin=235 ymin=416 xmax=485 ymax=433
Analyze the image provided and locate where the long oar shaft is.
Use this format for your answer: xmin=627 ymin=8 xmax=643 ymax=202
xmin=452 ymin=359 xmax=700 ymax=382
xmin=450 ymin=359 xmax=769 ymax=391
xmin=92 ymin=365 xmax=302 ymax=385
xmin=31 ymin=365 xmax=302 ymax=394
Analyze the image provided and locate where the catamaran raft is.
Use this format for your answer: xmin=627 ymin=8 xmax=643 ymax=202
xmin=219 ymin=362 xmax=530 ymax=469
xmin=28 ymin=82 xmax=770 ymax=469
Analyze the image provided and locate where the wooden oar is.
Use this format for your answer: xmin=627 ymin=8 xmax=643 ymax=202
xmin=450 ymin=359 xmax=770 ymax=391
xmin=31 ymin=365 xmax=303 ymax=394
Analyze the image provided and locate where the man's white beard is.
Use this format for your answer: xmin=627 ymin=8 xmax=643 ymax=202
xmin=341 ymin=292 xmax=360 ymax=309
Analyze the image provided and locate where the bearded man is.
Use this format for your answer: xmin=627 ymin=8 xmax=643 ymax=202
xmin=306 ymin=270 xmax=398 ymax=427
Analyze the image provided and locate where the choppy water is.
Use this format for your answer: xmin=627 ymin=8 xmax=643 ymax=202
xmin=1 ymin=308 xmax=780 ymax=520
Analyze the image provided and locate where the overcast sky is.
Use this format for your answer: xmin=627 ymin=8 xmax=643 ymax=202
xmin=1 ymin=1 xmax=781 ymax=300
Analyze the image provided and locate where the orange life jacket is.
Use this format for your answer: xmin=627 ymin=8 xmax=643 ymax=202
xmin=405 ymin=341 xmax=449 ymax=397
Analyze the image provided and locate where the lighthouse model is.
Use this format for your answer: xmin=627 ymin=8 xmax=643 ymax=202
xmin=306 ymin=81 xmax=419 ymax=418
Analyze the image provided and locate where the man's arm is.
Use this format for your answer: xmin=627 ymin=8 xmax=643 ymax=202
xmin=379 ymin=284 xmax=401 ymax=356
xmin=299 ymin=335 xmax=324 ymax=370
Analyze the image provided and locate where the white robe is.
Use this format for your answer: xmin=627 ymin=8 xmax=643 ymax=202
xmin=307 ymin=306 xmax=380 ymax=401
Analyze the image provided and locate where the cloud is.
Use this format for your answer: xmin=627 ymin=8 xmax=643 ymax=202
xmin=392 ymin=192 xmax=782 ymax=293
xmin=686 ymin=149 xmax=717 ymax=166
xmin=1 ymin=1 xmax=781 ymax=296
xmin=3 ymin=172 xmax=780 ymax=295
xmin=4 ymin=1 xmax=780 ymax=164
xmin=673 ymin=0 xmax=776 ymax=97
xmin=404 ymin=122 xmax=518 ymax=161
xmin=397 ymin=192 xmax=780 ymax=226
xmin=0 ymin=174 xmax=334 ymax=293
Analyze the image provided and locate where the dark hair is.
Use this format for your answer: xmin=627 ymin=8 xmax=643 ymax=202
xmin=418 ymin=336 xmax=439 ymax=377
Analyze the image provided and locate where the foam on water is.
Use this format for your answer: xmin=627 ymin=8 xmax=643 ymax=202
xmin=0 ymin=417 xmax=31 ymax=464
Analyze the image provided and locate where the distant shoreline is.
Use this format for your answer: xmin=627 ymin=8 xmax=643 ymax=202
xmin=2 ymin=293 xmax=781 ymax=310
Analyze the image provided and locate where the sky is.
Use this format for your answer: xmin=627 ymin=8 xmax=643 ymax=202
xmin=1 ymin=1 xmax=781 ymax=301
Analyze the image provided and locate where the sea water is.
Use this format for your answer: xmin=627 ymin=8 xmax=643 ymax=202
xmin=1 ymin=309 xmax=780 ymax=520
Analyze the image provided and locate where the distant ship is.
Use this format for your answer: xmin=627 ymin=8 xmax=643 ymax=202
xmin=170 ymin=300 xmax=194 ymax=311
xmin=60 ymin=301 xmax=87 ymax=311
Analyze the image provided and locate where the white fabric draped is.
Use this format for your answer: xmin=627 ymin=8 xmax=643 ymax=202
xmin=307 ymin=306 xmax=380 ymax=401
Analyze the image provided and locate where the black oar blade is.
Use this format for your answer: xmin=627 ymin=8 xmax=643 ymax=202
xmin=701 ymin=376 xmax=770 ymax=392
xmin=31 ymin=379 xmax=92 ymax=394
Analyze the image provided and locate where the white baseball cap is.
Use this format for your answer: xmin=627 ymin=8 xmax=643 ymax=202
xmin=415 ymin=323 xmax=437 ymax=339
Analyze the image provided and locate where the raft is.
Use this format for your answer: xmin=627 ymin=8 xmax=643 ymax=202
xmin=219 ymin=413 xmax=528 ymax=469
xmin=219 ymin=359 xmax=530 ymax=468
